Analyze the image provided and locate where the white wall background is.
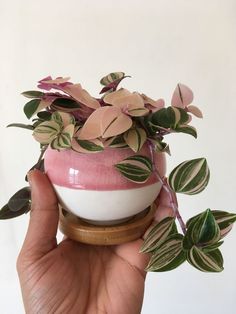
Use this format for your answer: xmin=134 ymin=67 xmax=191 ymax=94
xmin=0 ymin=0 xmax=236 ymax=313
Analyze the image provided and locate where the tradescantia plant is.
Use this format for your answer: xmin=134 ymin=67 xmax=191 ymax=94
xmin=1 ymin=72 xmax=236 ymax=273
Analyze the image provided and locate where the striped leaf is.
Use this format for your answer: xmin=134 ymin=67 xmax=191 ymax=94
xmin=33 ymin=120 xmax=60 ymax=144
xmin=22 ymin=90 xmax=45 ymax=98
xmin=51 ymin=111 xmax=75 ymax=126
xmin=124 ymin=128 xmax=147 ymax=152
xmin=151 ymin=107 xmax=189 ymax=129
xmin=183 ymin=209 xmax=221 ymax=250
xmin=149 ymin=138 xmax=171 ymax=155
xmin=108 ymin=135 xmax=129 ymax=148
xmin=146 ymin=234 xmax=186 ymax=272
xmin=202 ymin=241 xmax=224 ymax=253
xmin=50 ymin=124 xmax=74 ymax=150
xmin=75 ymin=139 xmax=104 ymax=152
xmin=100 ymin=72 xmax=125 ymax=86
xmin=115 ymin=155 xmax=152 ymax=183
xmin=175 ymin=124 xmax=197 ymax=138
xmin=168 ymin=158 xmax=210 ymax=195
xmin=187 ymin=246 xmax=223 ymax=272
xmin=140 ymin=217 xmax=177 ymax=253
xmin=187 ymin=210 xmax=236 ymax=238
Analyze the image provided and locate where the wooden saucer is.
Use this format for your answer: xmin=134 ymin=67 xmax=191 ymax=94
xmin=59 ymin=203 xmax=156 ymax=245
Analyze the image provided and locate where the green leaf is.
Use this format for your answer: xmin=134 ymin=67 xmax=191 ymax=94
xmin=168 ymin=158 xmax=210 ymax=195
xmin=212 ymin=210 xmax=236 ymax=231
xmin=140 ymin=217 xmax=177 ymax=253
xmin=151 ymin=107 xmax=190 ymax=129
xmin=202 ymin=241 xmax=224 ymax=253
xmin=24 ymin=99 xmax=41 ymax=119
xmin=175 ymin=124 xmax=197 ymax=138
xmin=183 ymin=209 xmax=221 ymax=250
xmin=76 ymin=139 xmax=104 ymax=152
xmin=187 ymin=210 xmax=236 ymax=238
xmin=124 ymin=155 xmax=153 ymax=171
xmin=51 ymin=98 xmax=81 ymax=110
xmin=146 ymin=234 xmax=186 ymax=272
xmin=8 ymin=187 xmax=31 ymax=212
xmin=151 ymin=107 xmax=176 ymax=129
xmin=100 ymin=72 xmax=125 ymax=86
xmin=22 ymin=90 xmax=45 ymax=98
xmin=37 ymin=111 xmax=52 ymax=121
xmin=7 ymin=123 xmax=34 ymax=130
xmin=187 ymin=246 xmax=224 ymax=272
xmin=0 ymin=203 xmax=30 ymax=220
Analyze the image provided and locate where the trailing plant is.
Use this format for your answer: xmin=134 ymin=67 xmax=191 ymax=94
xmin=1 ymin=72 xmax=235 ymax=273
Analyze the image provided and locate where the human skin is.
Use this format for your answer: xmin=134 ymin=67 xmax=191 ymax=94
xmin=17 ymin=169 xmax=173 ymax=314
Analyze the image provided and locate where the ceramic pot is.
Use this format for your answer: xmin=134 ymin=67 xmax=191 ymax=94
xmin=44 ymin=144 xmax=166 ymax=225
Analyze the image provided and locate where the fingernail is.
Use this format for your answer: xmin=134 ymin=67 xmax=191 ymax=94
xmin=27 ymin=170 xmax=34 ymax=186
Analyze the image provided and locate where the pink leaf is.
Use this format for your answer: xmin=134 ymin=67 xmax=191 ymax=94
xmin=102 ymin=111 xmax=132 ymax=138
xmin=171 ymin=83 xmax=194 ymax=108
xmin=77 ymin=106 xmax=108 ymax=140
xmin=63 ymin=84 xmax=100 ymax=109
xmin=41 ymin=77 xmax=71 ymax=84
xmin=112 ymin=93 xmax=144 ymax=109
xmin=187 ymin=105 xmax=203 ymax=118
xmin=127 ymin=104 xmax=149 ymax=116
xmin=103 ymin=88 xmax=132 ymax=105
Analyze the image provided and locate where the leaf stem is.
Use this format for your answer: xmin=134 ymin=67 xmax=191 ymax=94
xmin=148 ymin=141 xmax=187 ymax=234
xmin=36 ymin=145 xmax=48 ymax=166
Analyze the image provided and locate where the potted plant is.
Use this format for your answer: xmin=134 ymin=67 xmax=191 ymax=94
xmin=1 ymin=72 xmax=236 ymax=273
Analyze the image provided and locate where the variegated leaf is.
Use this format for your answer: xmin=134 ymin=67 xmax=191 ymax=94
xmin=107 ymin=135 xmax=128 ymax=148
xmin=33 ymin=120 xmax=60 ymax=144
xmin=168 ymin=158 xmax=210 ymax=195
xmin=72 ymin=139 xmax=104 ymax=153
xmin=100 ymin=72 xmax=125 ymax=86
xmin=149 ymin=138 xmax=171 ymax=155
xmin=146 ymin=234 xmax=186 ymax=272
xmin=187 ymin=246 xmax=223 ymax=272
xmin=202 ymin=241 xmax=224 ymax=253
xmin=50 ymin=124 xmax=74 ymax=150
xmin=187 ymin=210 xmax=236 ymax=238
xmin=124 ymin=128 xmax=147 ymax=152
xmin=22 ymin=90 xmax=45 ymax=98
xmin=175 ymin=124 xmax=197 ymax=138
xmin=183 ymin=209 xmax=221 ymax=250
xmin=51 ymin=111 xmax=75 ymax=127
xmin=150 ymin=107 xmax=189 ymax=129
xmin=140 ymin=217 xmax=177 ymax=253
xmin=115 ymin=155 xmax=152 ymax=183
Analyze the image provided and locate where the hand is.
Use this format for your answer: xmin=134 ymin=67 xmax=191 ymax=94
xmin=17 ymin=170 xmax=172 ymax=314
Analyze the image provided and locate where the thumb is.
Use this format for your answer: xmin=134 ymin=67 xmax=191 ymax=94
xmin=20 ymin=169 xmax=59 ymax=261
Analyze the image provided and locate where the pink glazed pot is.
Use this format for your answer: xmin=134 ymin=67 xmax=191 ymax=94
xmin=44 ymin=144 xmax=166 ymax=225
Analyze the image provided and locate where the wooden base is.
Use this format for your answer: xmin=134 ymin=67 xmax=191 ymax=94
xmin=59 ymin=203 xmax=156 ymax=245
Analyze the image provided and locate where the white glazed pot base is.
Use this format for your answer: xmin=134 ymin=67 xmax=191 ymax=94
xmin=54 ymin=182 xmax=162 ymax=225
